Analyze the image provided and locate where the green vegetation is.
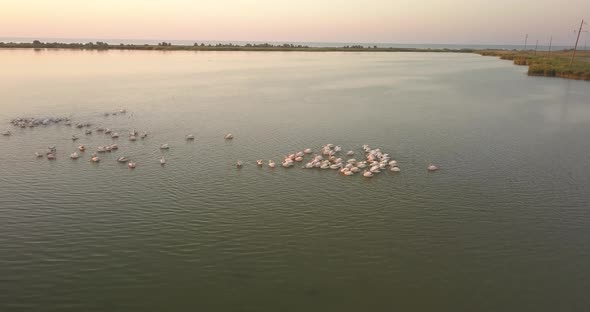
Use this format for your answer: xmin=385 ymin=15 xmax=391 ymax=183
xmin=477 ymin=50 xmax=590 ymax=81
xmin=0 ymin=40 xmax=475 ymax=53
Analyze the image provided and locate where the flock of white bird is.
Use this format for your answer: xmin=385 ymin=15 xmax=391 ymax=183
xmin=4 ymin=110 xmax=439 ymax=175
xmin=238 ymin=143 xmax=439 ymax=177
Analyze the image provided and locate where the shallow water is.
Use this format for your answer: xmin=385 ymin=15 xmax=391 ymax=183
xmin=1 ymin=49 xmax=590 ymax=311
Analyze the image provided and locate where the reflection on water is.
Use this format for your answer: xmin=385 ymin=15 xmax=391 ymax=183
xmin=1 ymin=49 xmax=590 ymax=312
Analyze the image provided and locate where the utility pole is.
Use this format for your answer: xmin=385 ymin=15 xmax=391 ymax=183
xmin=547 ymin=36 xmax=552 ymax=57
xmin=534 ymin=40 xmax=538 ymax=55
xmin=524 ymin=34 xmax=528 ymax=51
xmin=569 ymin=19 xmax=585 ymax=67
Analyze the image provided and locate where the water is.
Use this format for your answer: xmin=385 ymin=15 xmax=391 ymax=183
xmin=1 ymin=49 xmax=589 ymax=311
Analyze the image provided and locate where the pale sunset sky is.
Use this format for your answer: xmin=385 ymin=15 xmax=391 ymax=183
xmin=1 ymin=0 xmax=587 ymax=45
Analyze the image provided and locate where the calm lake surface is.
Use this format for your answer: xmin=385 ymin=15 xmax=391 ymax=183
xmin=1 ymin=49 xmax=589 ymax=311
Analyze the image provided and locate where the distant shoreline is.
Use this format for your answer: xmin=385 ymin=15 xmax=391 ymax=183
xmin=2 ymin=41 xmax=588 ymax=81
xmin=0 ymin=41 xmax=475 ymax=53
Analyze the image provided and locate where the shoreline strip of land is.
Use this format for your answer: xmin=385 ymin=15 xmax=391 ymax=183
xmin=1 ymin=41 xmax=588 ymax=81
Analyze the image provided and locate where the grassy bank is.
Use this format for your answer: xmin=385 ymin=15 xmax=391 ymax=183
xmin=477 ymin=50 xmax=590 ymax=81
xmin=0 ymin=41 xmax=476 ymax=53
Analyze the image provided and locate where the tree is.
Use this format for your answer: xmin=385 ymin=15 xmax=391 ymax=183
xmin=33 ymin=40 xmax=42 ymax=45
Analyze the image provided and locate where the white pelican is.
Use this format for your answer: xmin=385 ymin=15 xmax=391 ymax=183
xmin=78 ymin=145 xmax=86 ymax=152
xmin=110 ymin=144 xmax=118 ymax=150
xmin=129 ymin=135 xmax=137 ymax=141
xmin=346 ymin=150 xmax=354 ymax=156
xmin=104 ymin=128 xmax=112 ymax=134
xmin=35 ymin=152 xmax=43 ymax=158
xmin=111 ymin=132 xmax=119 ymax=138
xmin=224 ymin=133 xmax=234 ymax=140
xmin=160 ymin=157 xmax=166 ymax=165
xmin=70 ymin=152 xmax=79 ymax=159
xmin=334 ymin=146 xmax=342 ymax=152
xmin=97 ymin=146 xmax=106 ymax=153
xmin=117 ymin=156 xmax=129 ymax=163
xmin=363 ymin=170 xmax=374 ymax=177
xmin=128 ymin=161 xmax=136 ymax=168
xmin=186 ymin=134 xmax=195 ymax=140
xmin=282 ymin=160 xmax=294 ymax=168
xmin=140 ymin=132 xmax=148 ymax=139
xmin=105 ymin=145 xmax=112 ymax=152
xmin=268 ymin=160 xmax=276 ymax=168
xmin=295 ymin=156 xmax=303 ymax=162
xmin=160 ymin=144 xmax=170 ymax=149
xmin=303 ymin=148 xmax=312 ymax=154
xmin=390 ymin=166 xmax=401 ymax=172
xmin=351 ymin=167 xmax=360 ymax=173
xmin=72 ymin=135 xmax=79 ymax=141
xmin=236 ymin=160 xmax=243 ymax=168
xmin=91 ymin=155 xmax=100 ymax=162
xmin=96 ymin=127 xmax=105 ymax=132
xmin=427 ymin=164 xmax=439 ymax=171
xmin=389 ymin=160 xmax=398 ymax=167
xmin=256 ymin=160 xmax=263 ymax=166
xmin=85 ymin=130 xmax=92 ymax=135
xmin=47 ymin=153 xmax=56 ymax=160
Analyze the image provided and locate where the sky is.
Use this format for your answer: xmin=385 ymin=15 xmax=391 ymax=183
xmin=0 ymin=0 xmax=588 ymax=45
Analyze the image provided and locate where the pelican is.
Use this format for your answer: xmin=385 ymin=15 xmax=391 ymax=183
xmin=117 ymin=156 xmax=129 ymax=163
xmin=70 ymin=152 xmax=79 ymax=159
xmin=120 ymin=109 xmax=127 ymax=114
xmin=224 ymin=133 xmax=234 ymax=140
xmin=390 ymin=166 xmax=401 ymax=172
xmin=85 ymin=130 xmax=92 ymax=135
xmin=2 ymin=131 xmax=11 ymax=136
xmin=268 ymin=160 xmax=276 ymax=168
xmin=363 ymin=170 xmax=374 ymax=177
xmin=129 ymin=129 xmax=138 ymax=136
xmin=160 ymin=157 xmax=166 ymax=165
xmin=128 ymin=161 xmax=136 ymax=169
xmin=303 ymin=148 xmax=312 ymax=154
xmin=78 ymin=145 xmax=86 ymax=152
xmin=256 ymin=159 xmax=263 ymax=166
xmin=91 ymin=155 xmax=100 ymax=162
xmin=110 ymin=144 xmax=118 ymax=150
xmin=111 ymin=132 xmax=119 ymax=138
xmin=186 ymin=134 xmax=195 ymax=140
xmin=236 ymin=160 xmax=243 ymax=168
xmin=129 ymin=135 xmax=137 ymax=141
xmin=96 ymin=127 xmax=105 ymax=132
xmin=47 ymin=153 xmax=56 ymax=160
xmin=389 ymin=160 xmax=398 ymax=167
xmin=140 ymin=132 xmax=148 ymax=139
xmin=295 ymin=156 xmax=303 ymax=162
xmin=72 ymin=135 xmax=79 ymax=141
xmin=427 ymin=164 xmax=439 ymax=171
xmin=35 ymin=152 xmax=43 ymax=158
xmin=346 ymin=150 xmax=354 ymax=156
xmin=105 ymin=145 xmax=112 ymax=152
xmin=160 ymin=143 xmax=170 ymax=149
xmin=282 ymin=160 xmax=294 ymax=168
xmin=97 ymin=146 xmax=106 ymax=153
xmin=104 ymin=128 xmax=112 ymax=134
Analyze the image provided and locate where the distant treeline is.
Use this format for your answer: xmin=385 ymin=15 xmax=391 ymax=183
xmin=0 ymin=40 xmax=476 ymax=53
